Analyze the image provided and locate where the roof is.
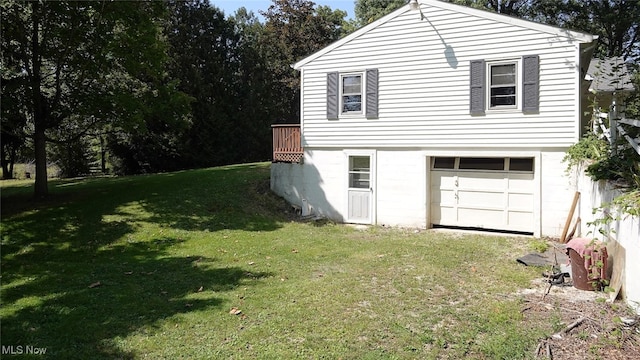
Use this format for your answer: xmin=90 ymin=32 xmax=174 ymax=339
xmin=586 ymin=57 xmax=635 ymax=93
xmin=293 ymin=0 xmax=597 ymax=69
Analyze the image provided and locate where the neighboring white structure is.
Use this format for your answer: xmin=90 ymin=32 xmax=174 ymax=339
xmin=271 ymin=0 xmax=599 ymax=237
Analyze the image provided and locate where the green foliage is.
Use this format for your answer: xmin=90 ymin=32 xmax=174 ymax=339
xmin=585 ymin=152 xmax=640 ymax=186
xmin=563 ymin=132 xmax=609 ymax=169
xmin=354 ymin=0 xmax=406 ymax=26
xmin=529 ymin=238 xmax=550 ymax=253
xmin=1 ymin=0 xmax=183 ymax=196
xmin=50 ymin=137 xmax=94 ymax=178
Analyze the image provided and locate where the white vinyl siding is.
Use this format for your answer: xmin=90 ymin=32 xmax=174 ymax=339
xmin=298 ymin=3 xmax=585 ymax=149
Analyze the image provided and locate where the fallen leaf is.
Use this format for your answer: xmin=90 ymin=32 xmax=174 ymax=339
xmin=229 ymin=307 xmax=242 ymax=315
xmin=471 ymin=266 xmax=477 ymax=272
xmin=88 ymin=281 xmax=101 ymax=288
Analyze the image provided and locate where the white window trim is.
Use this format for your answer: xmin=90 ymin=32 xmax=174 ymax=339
xmin=340 ymin=71 xmax=366 ymax=117
xmin=487 ymin=59 xmax=520 ymax=112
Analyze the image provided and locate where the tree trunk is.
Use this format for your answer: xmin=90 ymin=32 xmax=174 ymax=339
xmin=31 ymin=1 xmax=48 ymax=198
xmin=34 ymin=124 xmax=48 ymax=198
xmin=100 ymin=135 xmax=107 ymax=173
xmin=1 ymin=144 xmax=12 ymax=179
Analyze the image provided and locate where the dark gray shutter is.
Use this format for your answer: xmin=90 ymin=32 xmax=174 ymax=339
xmin=470 ymin=60 xmax=485 ymax=115
xmin=366 ymin=68 xmax=378 ymax=118
xmin=327 ymin=72 xmax=339 ymax=120
xmin=522 ymin=55 xmax=539 ymax=113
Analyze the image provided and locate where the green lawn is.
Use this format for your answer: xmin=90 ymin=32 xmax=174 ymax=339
xmin=1 ymin=163 xmax=548 ymax=359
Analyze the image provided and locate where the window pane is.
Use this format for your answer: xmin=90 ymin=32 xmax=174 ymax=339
xmin=349 ymin=173 xmax=370 ymax=188
xmin=349 ymin=156 xmax=370 ymax=188
xmin=491 ymin=64 xmax=516 ymax=85
xmin=490 ymin=87 xmax=516 ymax=106
xmin=350 ymin=156 xmax=370 ymax=171
xmin=433 ymin=157 xmax=455 ymax=169
xmin=509 ymin=158 xmax=534 ymax=172
xmin=458 ymin=157 xmax=505 ymax=171
xmin=343 ymin=75 xmax=361 ymax=94
xmin=343 ymin=95 xmax=362 ymax=112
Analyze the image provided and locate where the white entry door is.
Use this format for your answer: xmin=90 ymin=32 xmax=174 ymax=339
xmin=347 ymin=155 xmax=373 ymax=224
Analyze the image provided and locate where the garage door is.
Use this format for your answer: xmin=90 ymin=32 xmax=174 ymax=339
xmin=430 ymin=157 xmax=534 ymax=233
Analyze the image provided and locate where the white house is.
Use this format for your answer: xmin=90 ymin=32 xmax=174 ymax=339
xmin=271 ymin=0 xmax=598 ymax=237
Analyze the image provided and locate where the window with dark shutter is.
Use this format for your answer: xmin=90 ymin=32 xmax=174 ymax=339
xmin=522 ymin=55 xmax=539 ymax=113
xmin=327 ymin=72 xmax=339 ymax=120
xmin=327 ymin=70 xmax=379 ymax=119
xmin=470 ymin=60 xmax=485 ymax=115
xmin=471 ymin=56 xmax=539 ymax=114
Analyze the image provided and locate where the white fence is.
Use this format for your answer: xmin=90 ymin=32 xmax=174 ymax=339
xmin=594 ymin=109 xmax=640 ymax=155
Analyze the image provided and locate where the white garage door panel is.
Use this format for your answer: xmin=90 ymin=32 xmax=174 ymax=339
xmin=458 ymin=208 xmax=504 ymax=228
xmin=508 ymin=193 xmax=534 ymax=209
xmin=509 ymin=211 xmax=533 ymax=228
xmin=458 ymin=190 xmax=504 ymax=207
xmin=458 ymin=174 xmax=503 ymax=188
xmin=430 ymin=157 xmax=535 ymax=233
xmin=509 ymin=175 xmax=534 ymax=190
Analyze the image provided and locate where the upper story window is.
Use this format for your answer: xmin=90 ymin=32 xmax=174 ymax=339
xmin=470 ymin=55 xmax=539 ymax=115
xmin=327 ymin=69 xmax=378 ymax=120
xmin=489 ymin=62 xmax=517 ymax=109
xmin=342 ymin=74 xmax=363 ymax=114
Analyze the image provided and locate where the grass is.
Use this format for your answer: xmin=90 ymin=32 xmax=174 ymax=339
xmin=1 ymin=163 xmax=549 ymax=359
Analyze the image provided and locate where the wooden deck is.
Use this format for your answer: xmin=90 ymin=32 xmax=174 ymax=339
xmin=272 ymin=124 xmax=303 ymax=163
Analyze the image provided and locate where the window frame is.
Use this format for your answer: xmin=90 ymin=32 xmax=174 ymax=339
xmin=340 ymin=71 xmax=365 ymax=116
xmin=487 ymin=59 xmax=520 ymax=111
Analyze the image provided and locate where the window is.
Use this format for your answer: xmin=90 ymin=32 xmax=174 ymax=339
xmin=489 ymin=62 xmax=517 ymax=108
xmin=433 ymin=157 xmax=455 ymax=169
xmin=342 ymin=74 xmax=362 ymax=113
xmin=508 ymin=158 xmax=534 ymax=172
xmin=349 ymin=156 xmax=370 ymax=188
xmin=458 ymin=157 xmax=505 ymax=171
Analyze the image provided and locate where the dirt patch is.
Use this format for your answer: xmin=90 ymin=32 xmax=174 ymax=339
xmin=518 ymin=278 xmax=640 ymax=359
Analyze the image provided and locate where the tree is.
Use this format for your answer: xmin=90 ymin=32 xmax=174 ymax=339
xmin=354 ymin=0 xmax=406 ymax=26
xmin=165 ymin=0 xmax=245 ymax=168
xmin=1 ymin=1 xmax=172 ymax=197
xmin=0 ymin=73 xmax=27 ymax=179
xmin=445 ymin=0 xmax=530 ymax=16
xmin=261 ymin=0 xmax=348 ymax=122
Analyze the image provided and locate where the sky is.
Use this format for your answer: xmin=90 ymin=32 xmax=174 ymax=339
xmin=210 ymin=0 xmax=357 ymax=20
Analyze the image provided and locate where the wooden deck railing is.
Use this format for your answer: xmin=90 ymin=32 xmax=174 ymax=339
xmin=272 ymin=124 xmax=303 ymax=163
